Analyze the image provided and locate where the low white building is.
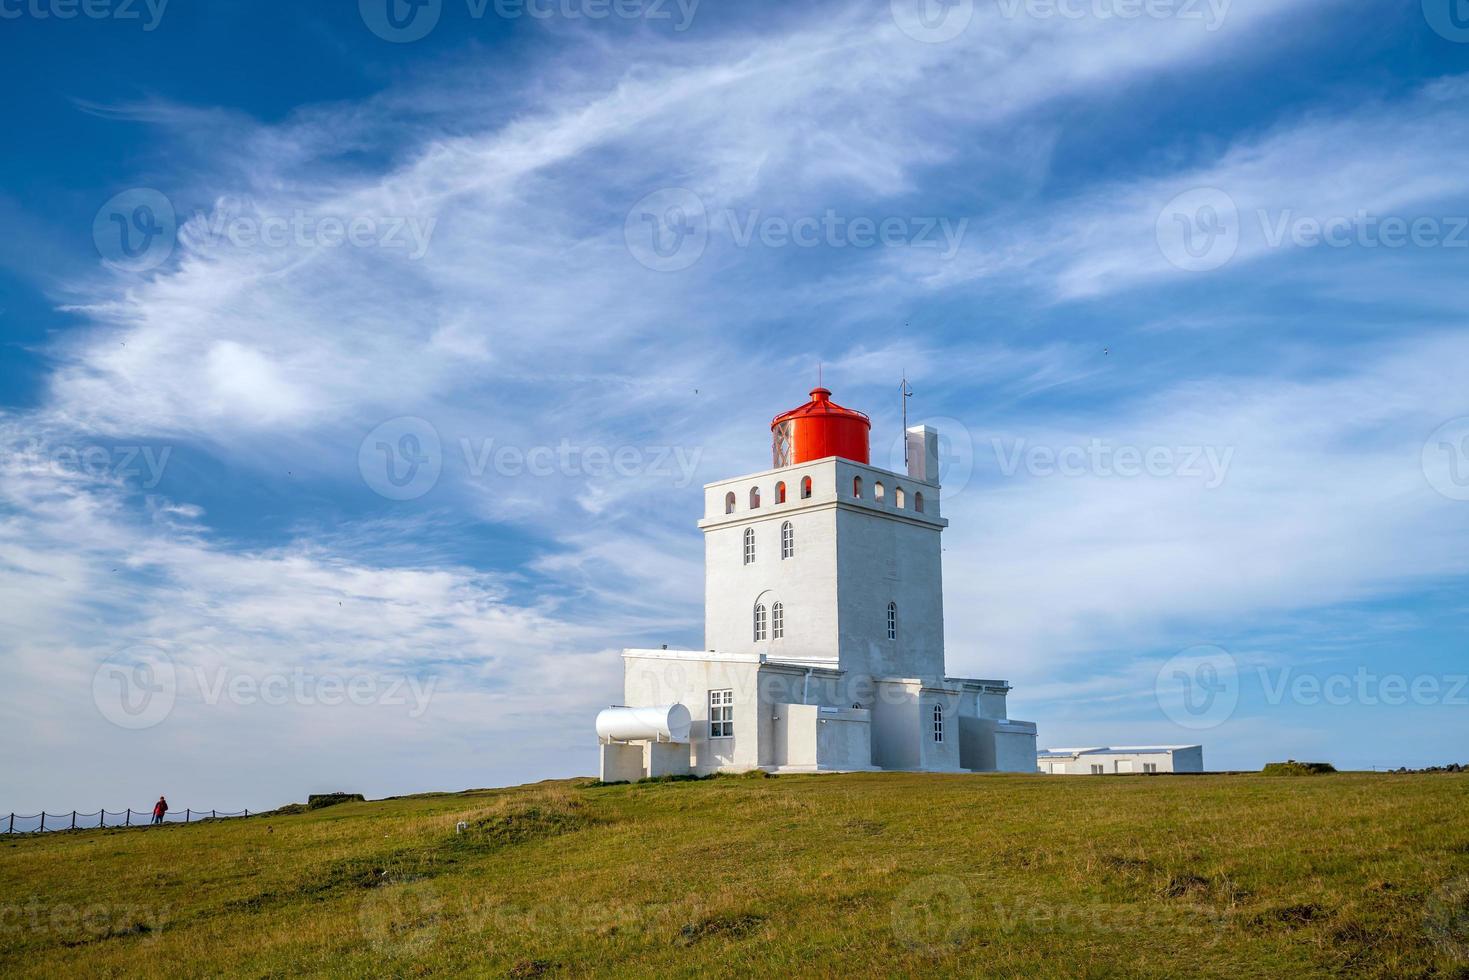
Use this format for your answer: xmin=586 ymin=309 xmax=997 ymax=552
xmin=1037 ymin=745 xmax=1204 ymax=775
xmin=596 ymin=387 xmax=1038 ymax=781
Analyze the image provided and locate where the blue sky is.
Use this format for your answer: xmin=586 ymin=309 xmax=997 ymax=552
xmin=3 ymin=0 xmax=1469 ymax=811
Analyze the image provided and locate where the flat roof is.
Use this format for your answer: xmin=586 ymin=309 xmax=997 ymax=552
xmin=1039 ymin=745 xmax=1202 ymax=757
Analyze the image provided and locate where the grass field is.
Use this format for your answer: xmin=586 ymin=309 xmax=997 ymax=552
xmin=3 ymin=771 xmax=1468 ymax=977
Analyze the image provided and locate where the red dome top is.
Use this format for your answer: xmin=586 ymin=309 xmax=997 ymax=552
xmin=770 ymin=387 xmax=871 ymax=466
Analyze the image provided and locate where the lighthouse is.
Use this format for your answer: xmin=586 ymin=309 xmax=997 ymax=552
xmin=595 ymin=388 xmax=1039 ymax=780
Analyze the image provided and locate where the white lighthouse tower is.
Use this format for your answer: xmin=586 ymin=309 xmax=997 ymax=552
xmin=595 ymin=387 xmax=1038 ymax=780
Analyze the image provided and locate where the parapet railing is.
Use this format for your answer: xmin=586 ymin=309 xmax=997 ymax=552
xmin=3 ymin=808 xmax=250 ymax=833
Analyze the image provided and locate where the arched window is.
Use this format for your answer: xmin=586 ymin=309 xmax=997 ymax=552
xmin=743 ymin=527 xmax=755 ymax=565
xmin=874 ymin=481 xmax=885 ymax=503
xmin=750 ymin=486 xmax=761 ymax=509
xmin=753 ymin=602 xmax=768 ymax=641
xmin=780 ymin=521 xmax=794 ymax=559
xmin=771 ymin=601 xmax=784 ymax=639
xmin=887 ymin=602 xmax=897 ymax=640
xmin=914 ymin=491 xmax=925 ymax=513
xmin=895 ymin=486 xmax=906 ymax=509
xmin=725 ymin=491 xmax=736 ymax=515
xmin=800 ymin=476 xmax=812 ymax=499
xmin=932 ymin=704 xmax=944 ymax=743
xmin=852 ymin=475 xmax=863 ymax=498
xmin=775 ymin=481 xmax=787 ymax=504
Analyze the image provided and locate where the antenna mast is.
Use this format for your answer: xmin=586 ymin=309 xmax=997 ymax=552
xmin=900 ymin=372 xmax=913 ymax=466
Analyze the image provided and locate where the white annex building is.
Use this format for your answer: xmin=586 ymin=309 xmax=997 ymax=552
xmin=595 ymin=387 xmax=1039 ymax=780
xmin=1037 ymin=746 xmax=1204 ymax=775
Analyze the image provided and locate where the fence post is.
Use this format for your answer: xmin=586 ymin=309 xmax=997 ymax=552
xmin=7 ymin=813 xmax=12 ymax=833
xmin=125 ymin=809 xmax=131 ymax=827
xmin=211 ymin=810 xmax=216 ymax=819
xmin=39 ymin=813 xmax=45 ymax=832
xmin=185 ymin=809 xmax=190 ymax=823
xmin=71 ymin=811 xmax=76 ymax=830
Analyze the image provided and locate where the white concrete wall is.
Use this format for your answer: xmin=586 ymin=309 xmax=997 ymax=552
xmin=699 ymin=457 xmax=945 ymax=679
xmin=622 ymin=654 xmax=765 ymax=773
xmin=1040 ymin=748 xmax=1201 ymax=774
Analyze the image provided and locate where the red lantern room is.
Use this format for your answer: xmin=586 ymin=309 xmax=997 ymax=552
xmin=770 ymin=387 xmax=871 ymax=467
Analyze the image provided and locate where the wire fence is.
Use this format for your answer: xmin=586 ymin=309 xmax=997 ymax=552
xmin=3 ymin=808 xmax=250 ymax=834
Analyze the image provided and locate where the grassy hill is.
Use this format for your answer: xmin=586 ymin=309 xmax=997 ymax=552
xmin=3 ymin=771 xmax=1468 ymax=977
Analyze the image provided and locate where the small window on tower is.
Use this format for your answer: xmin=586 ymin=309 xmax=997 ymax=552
xmin=800 ymin=476 xmax=812 ymax=499
xmin=780 ymin=521 xmax=794 ymax=559
xmin=874 ymin=481 xmax=885 ymax=503
xmin=887 ymin=602 xmax=897 ymax=640
xmin=932 ymin=704 xmax=944 ymax=743
xmin=914 ymin=491 xmax=925 ymax=513
xmin=772 ymin=601 xmax=784 ymax=639
xmin=753 ymin=603 xmax=767 ymax=641
xmin=852 ymin=476 xmax=863 ymax=498
xmin=775 ymin=481 xmax=786 ymax=504
xmin=749 ymin=486 xmax=761 ymax=509
xmin=743 ymin=527 xmax=755 ymax=565
xmin=895 ymin=486 xmax=906 ymax=509
xmin=725 ymin=491 xmax=736 ymax=515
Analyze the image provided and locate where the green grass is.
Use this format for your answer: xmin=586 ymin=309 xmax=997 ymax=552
xmin=3 ymin=772 xmax=1468 ymax=977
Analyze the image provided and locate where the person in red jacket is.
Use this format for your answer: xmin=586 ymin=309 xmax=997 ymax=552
xmin=151 ymin=796 xmax=168 ymax=825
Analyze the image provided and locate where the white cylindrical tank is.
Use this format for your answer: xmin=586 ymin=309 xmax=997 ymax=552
xmin=596 ymin=704 xmax=691 ymax=743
